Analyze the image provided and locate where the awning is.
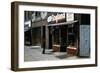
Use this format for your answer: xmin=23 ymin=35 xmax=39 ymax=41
xmin=47 ymin=20 xmax=78 ymax=27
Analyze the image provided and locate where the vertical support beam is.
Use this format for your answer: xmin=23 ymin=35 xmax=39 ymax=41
xmin=45 ymin=26 xmax=49 ymax=49
xmin=48 ymin=26 xmax=52 ymax=49
xmin=41 ymin=26 xmax=43 ymax=48
xmin=76 ymin=14 xmax=81 ymax=56
xmin=42 ymin=26 xmax=46 ymax=54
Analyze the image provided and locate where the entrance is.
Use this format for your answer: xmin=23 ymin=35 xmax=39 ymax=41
xmin=48 ymin=22 xmax=79 ymax=56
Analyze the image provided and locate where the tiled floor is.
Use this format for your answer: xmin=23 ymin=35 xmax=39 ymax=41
xmin=24 ymin=46 xmax=79 ymax=62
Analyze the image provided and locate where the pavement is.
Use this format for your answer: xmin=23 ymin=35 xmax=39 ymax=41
xmin=24 ymin=46 xmax=79 ymax=62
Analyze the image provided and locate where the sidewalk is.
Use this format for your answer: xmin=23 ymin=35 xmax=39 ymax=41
xmin=24 ymin=46 xmax=79 ymax=62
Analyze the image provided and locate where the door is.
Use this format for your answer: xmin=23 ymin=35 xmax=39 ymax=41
xmin=79 ymin=25 xmax=90 ymax=57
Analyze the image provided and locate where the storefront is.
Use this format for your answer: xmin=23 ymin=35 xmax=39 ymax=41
xmin=24 ymin=11 xmax=90 ymax=57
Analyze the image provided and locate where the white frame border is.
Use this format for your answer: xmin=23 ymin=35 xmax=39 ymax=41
xmin=18 ymin=5 xmax=96 ymax=68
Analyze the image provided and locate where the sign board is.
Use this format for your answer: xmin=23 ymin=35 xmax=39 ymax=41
xmin=66 ymin=13 xmax=74 ymax=21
